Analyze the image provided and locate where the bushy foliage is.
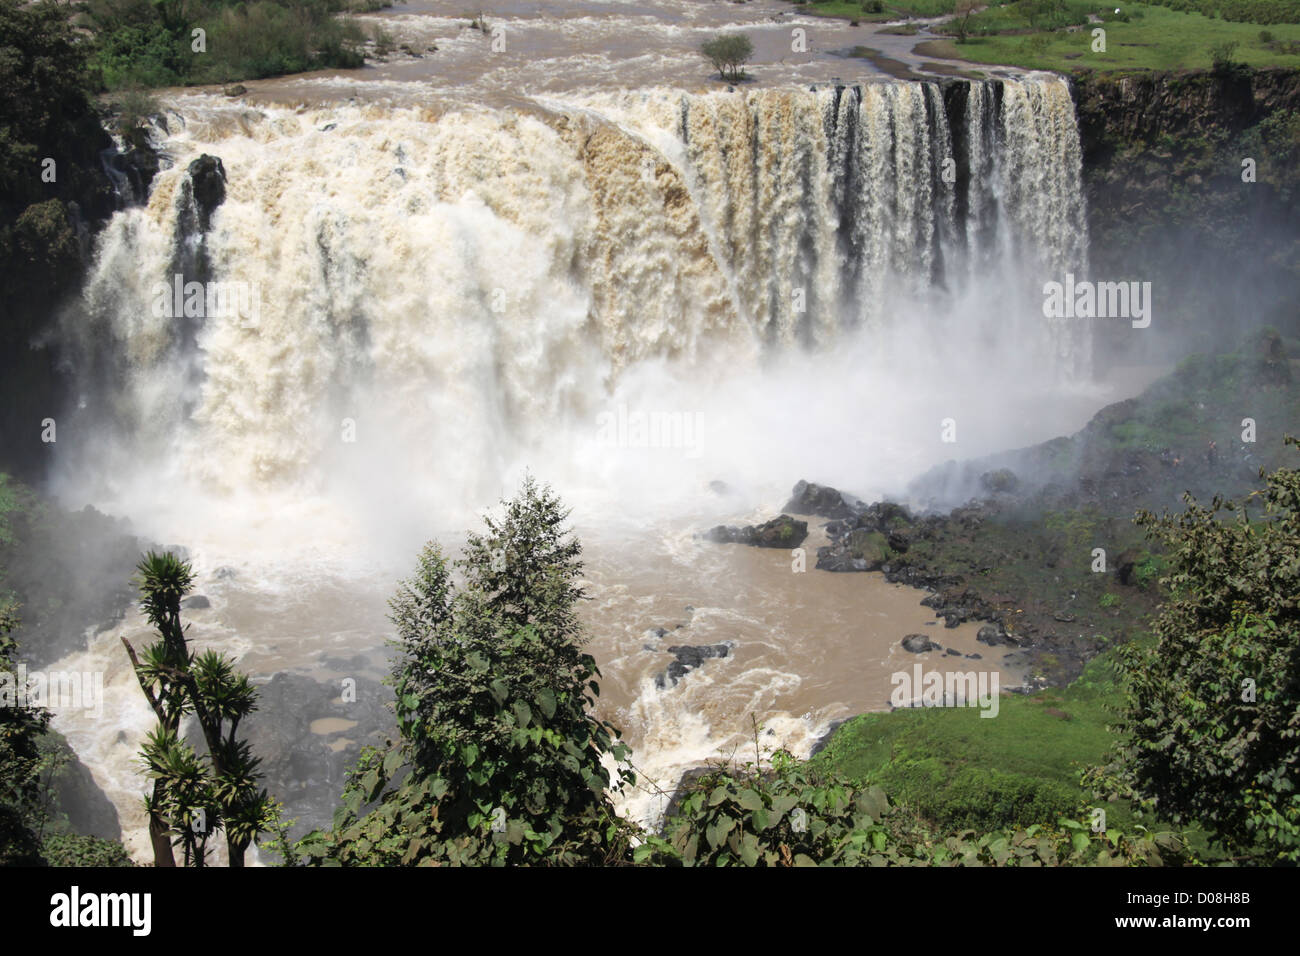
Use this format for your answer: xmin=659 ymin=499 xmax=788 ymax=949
xmin=905 ymin=764 xmax=1082 ymax=831
xmin=298 ymin=476 xmax=638 ymax=866
xmin=0 ymin=0 xmax=111 ymax=364
xmin=0 ymin=603 xmax=51 ymax=866
xmin=1142 ymin=0 xmax=1300 ymax=24
xmin=660 ymin=750 xmax=1192 ymax=866
xmin=700 ymin=33 xmax=754 ymax=82
xmin=79 ymin=0 xmax=368 ymax=89
xmin=1095 ymin=439 xmax=1300 ymax=862
xmin=40 ymin=832 xmax=135 ymax=867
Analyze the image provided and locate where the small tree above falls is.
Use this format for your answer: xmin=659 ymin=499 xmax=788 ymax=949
xmin=701 ymin=33 xmax=754 ymax=83
xmin=301 ymin=476 xmax=637 ymax=865
xmin=1092 ymin=438 xmax=1300 ymax=862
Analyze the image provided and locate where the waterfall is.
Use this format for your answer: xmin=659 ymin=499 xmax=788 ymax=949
xmin=63 ymin=76 xmax=1088 ymax=516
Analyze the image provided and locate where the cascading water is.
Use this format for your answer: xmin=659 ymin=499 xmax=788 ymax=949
xmin=47 ymin=76 xmax=1098 ymax=851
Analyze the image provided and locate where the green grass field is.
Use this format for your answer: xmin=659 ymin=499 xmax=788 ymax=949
xmin=808 ymin=653 xmax=1124 ymax=809
xmin=793 ymin=0 xmax=1300 ymax=72
xmin=925 ymin=4 xmax=1300 ymax=71
xmin=807 ymin=648 xmax=1218 ymax=855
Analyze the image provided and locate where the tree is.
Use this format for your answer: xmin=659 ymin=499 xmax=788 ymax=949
xmin=1097 ymin=438 xmax=1300 ymax=862
xmin=1209 ymin=39 xmax=1242 ymax=73
xmin=701 ymin=33 xmax=754 ymax=83
xmin=954 ymin=0 xmax=980 ymax=42
xmin=123 ymin=552 xmax=276 ymax=866
xmin=0 ymin=603 xmax=51 ymax=866
xmin=300 ymin=476 xmax=638 ymax=865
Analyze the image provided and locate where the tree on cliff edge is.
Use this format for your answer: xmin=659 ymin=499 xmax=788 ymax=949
xmin=1092 ymin=438 xmax=1300 ymax=862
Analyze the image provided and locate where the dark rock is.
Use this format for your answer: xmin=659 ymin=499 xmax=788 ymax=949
xmin=1115 ymin=549 xmax=1140 ymax=586
xmin=4 ymin=503 xmax=154 ymax=668
xmin=902 ymin=634 xmax=942 ymax=654
xmin=704 ymin=515 xmax=807 ymax=549
xmin=809 ymin=718 xmax=850 ymax=758
xmin=945 ymin=647 xmax=961 ymax=656
xmin=45 ymin=731 xmax=120 ymax=841
xmin=655 ymin=642 xmax=733 ymax=688
xmin=107 ymin=146 xmax=161 ymax=204
xmin=976 ymin=623 xmax=1008 ymax=646
xmin=240 ymin=671 xmax=394 ymax=848
xmin=223 ymin=84 xmax=247 ymax=97
xmin=751 ymin=515 xmax=807 ymax=548
xmin=783 ymin=480 xmax=860 ymax=518
xmin=184 ymin=154 xmax=226 ymax=232
xmin=980 ymin=468 xmax=1020 ymax=494
xmin=815 ymin=545 xmax=868 ymax=572
xmin=182 ymin=595 xmax=211 ymax=609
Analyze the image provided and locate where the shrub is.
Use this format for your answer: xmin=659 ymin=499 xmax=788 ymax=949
xmin=298 ymin=477 xmax=638 ymax=866
xmin=700 ymin=32 xmax=754 ymax=82
xmin=1210 ymin=39 xmax=1242 ymax=71
xmin=1098 ymin=440 xmax=1300 ymax=862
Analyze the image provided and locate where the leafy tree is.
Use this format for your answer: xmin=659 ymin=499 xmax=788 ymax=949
xmin=1210 ymin=39 xmax=1242 ymax=72
xmin=299 ymin=476 xmax=638 ymax=865
xmin=1096 ymin=438 xmax=1300 ymax=862
xmin=700 ymin=33 xmax=753 ymax=83
xmin=123 ymin=551 xmax=276 ymax=866
xmin=0 ymin=603 xmax=51 ymax=866
xmin=954 ymin=0 xmax=980 ymax=41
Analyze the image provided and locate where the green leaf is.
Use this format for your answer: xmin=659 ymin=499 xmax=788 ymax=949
xmin=512 ymin=700 xmax=532 ymax=727
xmin=537 ymin=687 xmax=557 ymax=720
xmin=382 ymin=748 xmax=403 ymax=778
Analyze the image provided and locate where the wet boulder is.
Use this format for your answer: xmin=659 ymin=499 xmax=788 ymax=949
xmin=783 ymin=480 xmax=861 ymax=518
xmin=902 ymin=634 xmax=942 ymax=654
xmin=703 ymin=515 xmax=807 ymax=549
xmin=655 ymin=642 xmax=733 ymax=688
xmin=185 ymin=154 xmax=226 ymax=232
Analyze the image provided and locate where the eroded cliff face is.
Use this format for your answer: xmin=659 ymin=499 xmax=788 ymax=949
xmin=1071 ymin=69 xmax=1300 ymax=361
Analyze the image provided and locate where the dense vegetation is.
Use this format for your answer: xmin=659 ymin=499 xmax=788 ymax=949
xmin=80 ymin=0 xmax=380 ymax=90
xmin=1143 ymin=0 xmax=1300 ymax=25
xmin=1094 ymin=438 xmax=1300 ymax=861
